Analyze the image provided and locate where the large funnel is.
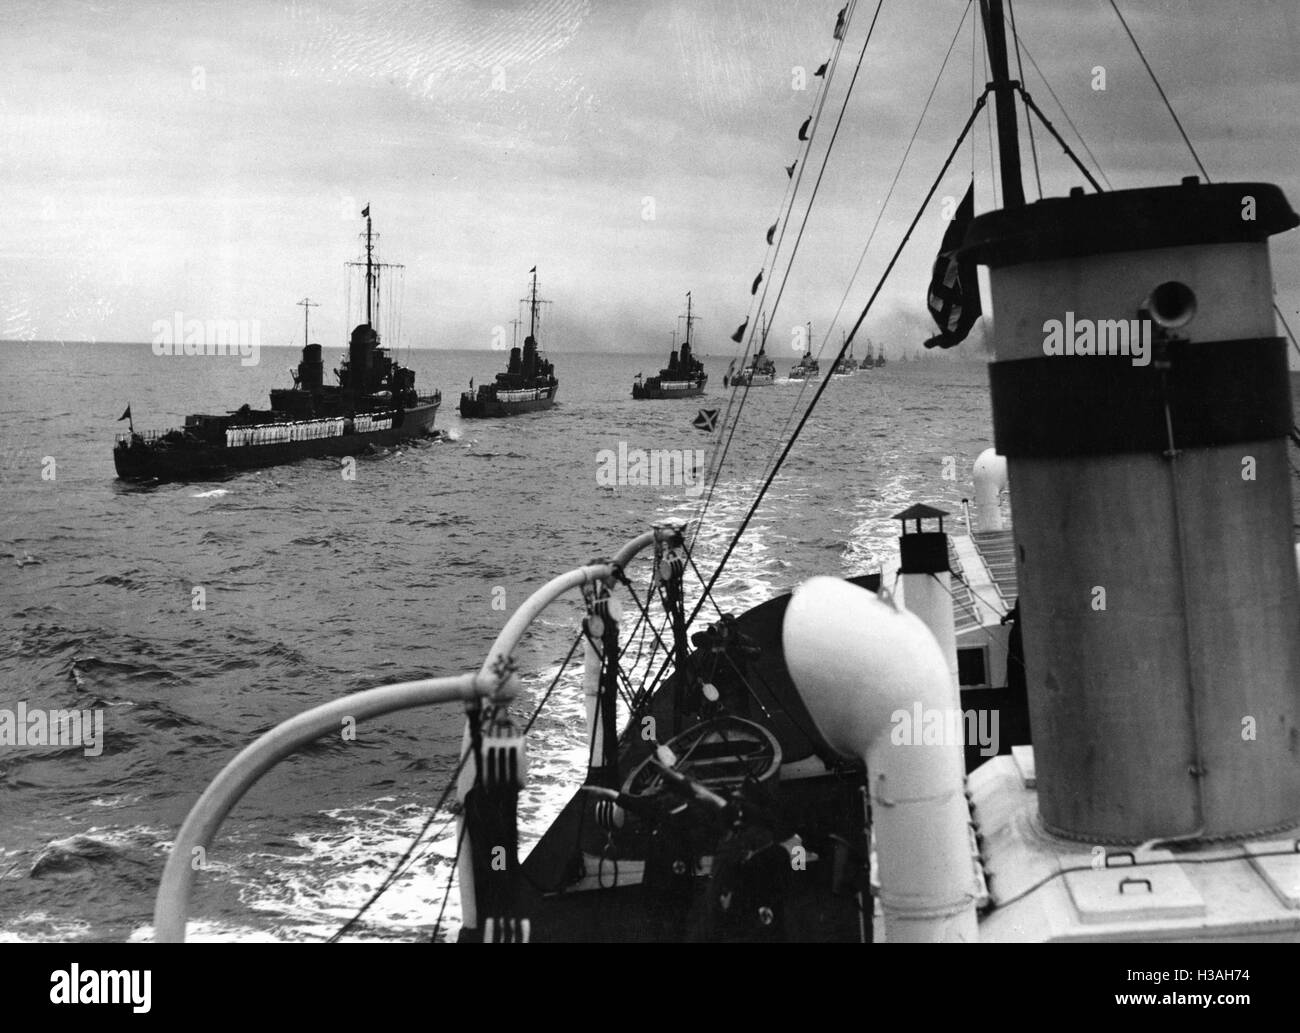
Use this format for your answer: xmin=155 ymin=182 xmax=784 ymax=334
xmin=963 ymin=179 xmax=1300 ymax=842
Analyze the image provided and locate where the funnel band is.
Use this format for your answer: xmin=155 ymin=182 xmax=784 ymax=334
xmin=989 ymin=336 xmax=1290 ymax=458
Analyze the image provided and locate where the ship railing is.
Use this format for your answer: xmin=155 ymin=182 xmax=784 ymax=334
xmin=417 ymin=391 xmax=442 ymax=406
xmin=152 ymin=528 xmax=659 ymax=943
xmin=115 ymin=429 xmax=171 ymax=446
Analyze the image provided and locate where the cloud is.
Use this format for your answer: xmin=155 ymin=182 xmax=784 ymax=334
xmin=1 ymin=0 xmax=1295 ymax=357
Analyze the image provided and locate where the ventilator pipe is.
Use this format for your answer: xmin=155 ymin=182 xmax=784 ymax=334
xmin=972 ymin=448 xmax=1007 ymax=531
xmin=782 ymin=577 xmax=979 ymax=942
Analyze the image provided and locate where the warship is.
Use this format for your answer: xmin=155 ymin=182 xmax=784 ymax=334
xmin=459 ymin=269 xmax=559 ymax=418
xmin=154 ymin=0 xmax=1300 ymax=945
xmin=730 ymin=313 xmax=777 ymax=387
xmin=830 ymin=331 xmax=859 ymax=376
xmin=632 ymin=293 xmax=707 ymax=399
xmin=788 ymin=322 xmax=821 ymax=381
xmin=113 ymin=210 xmax=440 ymax=482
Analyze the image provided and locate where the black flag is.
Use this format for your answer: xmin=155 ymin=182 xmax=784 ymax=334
xmin=765 ymin=220 xmax=778 ymax=245
xmin=117 ymin=404 xmax=132 ymax=422
xmin=730 ymin=317 xmax=749 ymax=344
xmin=814 ymin=62 xmax=827 ymax=77
xmin=924 ymin=182 xmax=982 ymax=349
xmin=785 ymin=161 xmax=797 ymax=178
xmin=751 ymin=270 xmax=763 ymax=295
xmin=362 ymin=205 xmax=370 ymax=217
xmin=530 ymin=265 xmax=536 ymax=273
xmin=797 ymin=116 xmax=811 ymax=141
xmin=693 ymin=409 xmax=719 ymax=433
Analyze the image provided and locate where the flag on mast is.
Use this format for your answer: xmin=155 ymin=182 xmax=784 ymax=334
xmin=923 ymin=181 xmax=982 ymax=349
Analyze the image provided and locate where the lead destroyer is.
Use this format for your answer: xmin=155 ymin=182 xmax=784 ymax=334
xmin=113 ymin=210 xmax=440 ymax=481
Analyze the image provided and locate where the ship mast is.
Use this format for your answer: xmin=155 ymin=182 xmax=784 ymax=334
xmin=365 ymin=209 xmax=375 ymax=328
xmin=979 ymin=0 xmax=1025 ymax=209
xmin=684 ymin=291 xmax=694 ymax=348
xmin=510 ymin=317 xmax=522 ymax=351
xmin=529 ymin=267 xmax=539 ymax=339
xmin=297 ymin=297 xmax=318 ymax=348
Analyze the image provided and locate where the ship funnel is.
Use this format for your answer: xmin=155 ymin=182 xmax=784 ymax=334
xmin=964 ymin=180 xmax=1300 ymax=842
xmin=348 ymin=324 xmax=377 ymax=396
xmin=783 ymin=576 xmax=979 ymax=942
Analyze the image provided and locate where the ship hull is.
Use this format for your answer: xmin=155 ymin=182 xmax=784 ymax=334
xmin=631 ymin=381 xmax=706 ymax=399
xmin=113 ymin=401 xmax=439 ymax=482
xmin=458 ymin=386 xmax=558 ymax=418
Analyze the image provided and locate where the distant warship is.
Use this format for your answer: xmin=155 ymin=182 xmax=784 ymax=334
xmin=633 ymin=293 xmax=707 ymax=399
xmin=459 ymin=268 xmax=559 ymax=418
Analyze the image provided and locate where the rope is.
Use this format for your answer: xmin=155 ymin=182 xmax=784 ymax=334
xmin=1008 ymin=31 xmax=1113 ymax=190
xmin=1106 ymin=0 xmax=1210 ymax=183
xmin=327 ymin=746 xmax=469 ymax=942
xmin=1006 ymin=0 xmax=1041 ymax=200
xmin=688 ymin=92 xmax=991 ymax=629
xmin=762 ymin=0 xmax=974 ymax=484
xmin=689 ymin=0 xmax=872 ymax=551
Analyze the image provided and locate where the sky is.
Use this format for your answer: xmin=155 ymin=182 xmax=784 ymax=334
xmin=2 ymin=0 xmax=1297 ymax=359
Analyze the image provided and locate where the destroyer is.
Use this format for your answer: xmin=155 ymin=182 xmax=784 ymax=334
xmin=788 ymin=322 xmax=821 ymax=380
xmin=113 ymin=209 xmax=440 ymax=481
xmin=632 ymin=293 xmax=707 ymax=399
xmin=730 ymin=312 xmax=776 ymax=387
xmin=459 ymin=268 xmax=559 ymax=418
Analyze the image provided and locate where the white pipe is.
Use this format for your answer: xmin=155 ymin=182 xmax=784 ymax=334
xmin=782 ymin=576 xmax=979 ymax=942
xmin=899 ymin=571 xmax=958 ymax=691
xmin=972 ymin=448 xmax=1007 ymax=531
xmin=153 ymin=673 xmax=489 ymax=943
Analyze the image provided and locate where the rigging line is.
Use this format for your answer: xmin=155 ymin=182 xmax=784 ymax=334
xmin=752 ymin=0 xmax=885 ymax=385
xmin=522 ymin=631 xmax=585 ymax=734
xmin=1016 ymin=89 xmax=1105 ymax=193
xmin=328 ymin=747 xmax=469 ymax=942
xmin=615 ymin=568 xmax=681 ymax=661
xmin=431 ymin=819 xmax=468 ymax=943
xmin=982 ymin=19 xmax=998 ymax=210
xmin=1034 ymin=12 xmax=1293 ymax=360
xmin=689 ymin=93 xmax=991 ymax=630
xmin=745 ymin=0 xmax=889 ymax=487
xmin=1106 ymin=0 xmax=1210 ymax=183
xmin=1011 ymin=32 xmax=1113 ymax=190
xmin=927 ymin=572 xmax=1015 ymax=659
xmin=761 ymin=0 xmax=973 ymax=480
xmin=684 ymin=546 xmax=727 ymax=620
xmin=687 ymin=3 xmax=865 ymax=550
xmin=947 ymin=565 xmax=1010 ymax=620
xmin=1006 ymin=0 xmax=1042 ymax=199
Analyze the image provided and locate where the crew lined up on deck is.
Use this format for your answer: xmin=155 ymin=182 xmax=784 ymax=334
xmin=224 ymin=413 xmax=394 ymax=448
